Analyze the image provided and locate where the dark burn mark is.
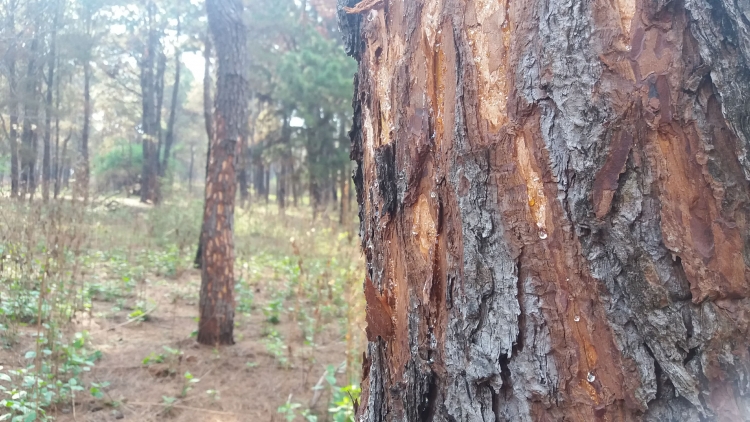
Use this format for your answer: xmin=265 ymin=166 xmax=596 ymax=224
xmin=418 ymin=370 xmax=438 ymax=421
xmin=375 ymin=143 xmax=398 ymax=215
xmin=349 ymin=73 xmax=366 ymax=244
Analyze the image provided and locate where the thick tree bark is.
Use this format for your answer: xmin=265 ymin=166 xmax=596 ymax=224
xmin=341 ymin=0 xmax=750 ymax=420
xmin=197 ymin=0 xmax=248 ymax=346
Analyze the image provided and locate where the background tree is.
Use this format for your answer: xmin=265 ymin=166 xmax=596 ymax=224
xmin=196 ymin=0 xmax=248 ymax=345
xmin=340 ymin=0 xmax=750 ymax=420
xmin=3 ymin=0 xmax=21 ymax=198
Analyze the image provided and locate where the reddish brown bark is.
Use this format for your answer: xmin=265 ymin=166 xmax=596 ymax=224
xmin=197 ymin=0 xmax=248 ymax=346
xmin=341 ymin=0 xmax=750 ymax=420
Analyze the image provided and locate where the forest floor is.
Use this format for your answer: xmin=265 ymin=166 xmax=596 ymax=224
xmin=0 ymin=194 xmax=365 ymax=422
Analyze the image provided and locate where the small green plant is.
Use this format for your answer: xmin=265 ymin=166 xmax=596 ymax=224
xmin=263 ymin=297 xmax=284 ymax=324
xmin=89 ymin=381 xmax=110 ymax=400
xmin=0 ymin=331 xmax=103 ymax=422
xmin=161 ymin=395 xmax=178 ymax=415
xmin=206 ymin=389 xmax=220 ymax=401
xmin=323 ymin=364 xmax=360 ymax=422
xmin=141 ymin=352 xmax=166 ymax=365
xmin=235 ymin=278 xmax=254 ymax=315
xmin=180 ymin=371 xmax=200 ymax=397
xmin=142 ymin=345 xmax=182 ymax=370
xmin=277 ymin=395 xmax=318 ymax=422
xmin=127 ymin=300 xmax=153 ymax=322
xmin=263 ymin=329 xmax=289 ymax=368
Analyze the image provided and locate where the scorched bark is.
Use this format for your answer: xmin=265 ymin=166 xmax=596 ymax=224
xmin=340 ymin=0 xmax=750 ymax=420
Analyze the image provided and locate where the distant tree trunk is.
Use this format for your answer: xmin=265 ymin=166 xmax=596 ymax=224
xmin=78 ymin=52 xmax=91 ymax=202
xmin=331 ymin=173 xmax=337 ymax=202
xmin=277 ymin=161 xmax=286 ymax=212
xmin=60 ymin=128 xmax=72 ymax=190
xmin=277 ymin=112 xmax=292 ymax=212
xmin=6 ymin=2 xmax=19 ymax=199
xmin=53 ymin=60 xmax=62 ymax=199
xmin=342 ymin=0 xmax=750 ymax=420
xmin=253 ymin=160 xmax=264 ymax=198
xmin=188 ymin=144 xmax=195 ymax=192
xmin=292 ymin=165 xmax=299 ymax=207
xmin=194 ymin=31 xmax=214 ymax=270
xmin=42 ymin=0 xmax=59 ymax=203
xmin=263 ymin=167 xmax=270 ymax=204
xmin=20 ymin=20 xmax=40 ymax=200
xmin=197 ymin=0 xmax=248 ymax=346
xmin=154 ymin=51 xmax=167 ymax=174
xmin=57 ymin=130 xmax=71 ymax=197
xmin=140 ymin=0 xmax=160 ymax=204
xmin=161 ymin=22 xmax=181 ymax=178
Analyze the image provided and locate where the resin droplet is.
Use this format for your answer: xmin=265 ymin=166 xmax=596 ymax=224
xmin=574 ymin=316 xmax=580 ymax=322
xmin=538 ymin=230 xmax=548 ymax=240
xmin=587 ymin=372 xmax=596 ymax=383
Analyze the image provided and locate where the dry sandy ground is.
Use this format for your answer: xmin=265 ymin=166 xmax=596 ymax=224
xmin=0 ymin=270 xmax=352 ymax=422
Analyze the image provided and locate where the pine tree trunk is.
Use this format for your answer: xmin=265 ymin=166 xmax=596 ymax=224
xmin=78 ymin=55 xmax=91 ymax=202
xmin=197 ymin=0 xmax=248 ymax=346
xmin=292 ymin=166 xmax=299 ymax=207
xmin=264 ymin=167 xmax=270 ymax=204
xmin=253 ymin=160 xmax=264 ymax=198
xmin=188 ymin=145 xmax=195 ymax=193
xmin=42 ymin=0 xmax=59 ymax=203
xmin=20 ymin=23 xmax=40 ymax=200
xmin=58 ymin=130 xmax=70 ymax=195
xmin=154 ymin=51 xmax=167 ymax=176
xmin=161 ymin=30 xmax=181 ymax=178
xmin=278 ymin=161 xmax=287 ymax=213
xmin=194 ymin=31 xmax=214 ymax=270
xmin=53 ymin=62 xmax=62 ymax=199
xmin=6 ymin=1 xmax=19 ymax=199
xmin=341 ymin=0 xmax=750 ymax=420
xmin=140 ymin=1 xmax=160 ymax=204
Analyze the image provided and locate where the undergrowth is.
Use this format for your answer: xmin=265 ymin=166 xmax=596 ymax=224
xmin=0 ymin=193 xmax=364 ymax=421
